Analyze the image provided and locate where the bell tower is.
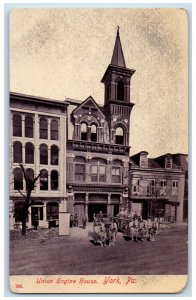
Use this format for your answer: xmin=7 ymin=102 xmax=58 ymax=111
xmin=101 ymin=27 xmax=135 ymax=147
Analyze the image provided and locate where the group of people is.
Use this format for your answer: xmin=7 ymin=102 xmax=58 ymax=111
xmin=70 ymin=213 xmax=87 ymax=229
xmin=93 ymin=212 xmax=118 ymax=247
xmin=125 ymin=216 xmax=161 ymax=242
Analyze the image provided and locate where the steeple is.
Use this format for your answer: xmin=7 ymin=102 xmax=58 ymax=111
xmin=111 ymin=26 xmax=126 ymax=68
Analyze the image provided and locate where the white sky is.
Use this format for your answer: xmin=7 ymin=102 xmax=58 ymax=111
xmin=10 ymin=8 xmax=188 ymax=157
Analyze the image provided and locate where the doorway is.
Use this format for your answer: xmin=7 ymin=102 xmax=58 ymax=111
xmin=88 ymin=204 xmax=107 ymax=222
xmin=31 ymin=206 xmax=43 ymax=226
xmin=142 ymin=201 xmax=149 ymax=220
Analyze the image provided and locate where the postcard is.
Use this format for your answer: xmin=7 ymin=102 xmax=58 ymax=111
xmin=9 ymin=8 xmax=188 ymax=294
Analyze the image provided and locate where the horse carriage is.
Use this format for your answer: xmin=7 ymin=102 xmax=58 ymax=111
xmin=113 ymin=213 xmax=161 ymax=242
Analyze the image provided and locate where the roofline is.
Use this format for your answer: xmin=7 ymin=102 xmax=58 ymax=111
xmin=10 ymin=92 xmax=69 ymax=107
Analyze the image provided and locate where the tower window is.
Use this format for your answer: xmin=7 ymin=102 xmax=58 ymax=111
xmin=115 ymin=127 xmax=124 ymax=145
xmin=91 ymin=124 xmax=97 ymax=142
xmin=81 ymin=123 xmax=87 ymax=141
xmin=117 ymin=80 xmax=124 ymax=101
xmin=106 ymin=84 xmax=110 ymax=100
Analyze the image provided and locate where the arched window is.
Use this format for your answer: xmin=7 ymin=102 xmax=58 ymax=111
xmin=25 ymin=115 xmax=34 ymax=138
xmin=51 ymin=170 xmax=58 ymax=190
xmin=40 ymin=169 xmax=48 ymax=190
xmin=51 ymin=119 xmax=58 ymax=140
xmin=26 ymin=168 xmax=34 ymax=190
xmin=51 ymin=145 xmax=59 ymax=165
xmin=115 ymin=127 xmax=124 ymax=145
xmin=40 ymin=144 xmax=48 ymax=165
xmin=25 ymin=143 xmax=34 ymax=164
xmin=14 ymin=168 xmax=23 ymax=190
xmin=117 ymin=80 xmax=124 ymax=101
xmin=91 ymin=124 xmax=97 ymax=142
xmin=13 ymin=114 xmax=22 ymax=137
xmin=39 ymin=118 xmax=48 ymax=139
xmin=81 ymin=123 xmax=87 ymax=141
xmin=13 ymin=141 xmax=22 ymax=163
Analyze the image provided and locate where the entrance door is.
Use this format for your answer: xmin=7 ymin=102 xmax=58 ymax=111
xmin=31 ymin=207 xmax=43 ymax=226
xmin=113 ymin=204 xmax=119 ymax=216
xmin=88 ymin=204 xmax=107 ymax=222
xmin=142 ymin=201 xmax=149 ymax=220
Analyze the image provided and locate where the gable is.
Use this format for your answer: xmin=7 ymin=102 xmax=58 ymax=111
xmin=72 ymin=96 xmax=105 ymax=122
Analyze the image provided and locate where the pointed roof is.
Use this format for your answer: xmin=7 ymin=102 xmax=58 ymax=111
xmin=111 ymin=26 xmax=126 ymax=68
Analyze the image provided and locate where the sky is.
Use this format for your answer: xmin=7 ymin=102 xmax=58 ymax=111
xmin=10 ymin=8 xmax=188 ymax=157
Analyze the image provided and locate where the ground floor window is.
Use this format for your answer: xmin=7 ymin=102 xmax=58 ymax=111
xmin=47 ymin=202 xmax=59 ymax=220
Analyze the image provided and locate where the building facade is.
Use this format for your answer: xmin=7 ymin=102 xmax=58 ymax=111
xmin=10 ymin=93 xmax=68 ymax=229
xmin=129 ymin=152 xmax=186 ymax=222
xmin=66 ymin=28 xmax=135 ymax=221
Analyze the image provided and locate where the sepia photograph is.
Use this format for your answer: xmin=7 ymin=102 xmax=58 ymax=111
xmin=9 ymin=8 xmax=188 ymax=293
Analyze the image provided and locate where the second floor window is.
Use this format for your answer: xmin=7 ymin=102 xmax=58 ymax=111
xmin=51 ymin=145 xmax=59 ymax=165
xmin=172 ymin=180 xmax=178 ymax=195
xmin=14 ymin=167 xmax=23 ymax=190
xmin=75 ymin=156 xmax=85 ymax=181
xmin=40 ymin=169 xmax=48 ymax=190
xmin=40 ymin=118 xmax=48 ymax=139
xmin=91 ymin=159 xmax=106 ymax=182
xmin=90 ymin=124 xmax=97 ymax=142
xmin=26 ymin=168 xmax=34 ymax=190
xmin=112 ymin=167 xmax=121 ymax=183
xmin=51 ymin=170 xmax=59 ymax=190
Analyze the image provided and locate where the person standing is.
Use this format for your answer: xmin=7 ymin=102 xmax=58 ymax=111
xmin=82 ymin=215 xmax=87 ymax=229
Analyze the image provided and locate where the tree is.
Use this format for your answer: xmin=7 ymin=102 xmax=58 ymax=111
xmin=17 ymin=164 xmax=41 ymax=236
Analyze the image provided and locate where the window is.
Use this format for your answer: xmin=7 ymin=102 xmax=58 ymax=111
xmin=90 ymin=124 xmax=97 ymax=142
xmin=40 ymin=169 xmax=48 ymax=190
xmin=112 ymin=167 xmax=121 ymax=183
xmin=14 ymin=168 xmax=23 ymax=190
xmin=39 ymin=118 xmax=48 ymax=139
xmin=25 ymin=143 xmax=34 ymax=164
xmin=26 ymin=168 xmax=34 ymax=190
xmin=75 ymin=156 xmax=85 ymax=181
xmin=81 ymin=123 xmax=87 ymax=141
xmin=115 ymin=127 xmax=124 ymax=145
xmin=147 ymin=179 xmax=155 ymax=195
xmin=132 ymin=178 xmax=140 ymax=194
xmin=75 ymin=164 xmax=85 ymax=181
xmin=47 ymin=202 xmax=59 ymax=220
xmin=172 ymin=180 xmax=178 ymax=195
xmin=51 ymin=119 xmax=58 ymax=140
xmin=91 ymin=158 xmax=106 ymax=182
xmin=13 ymin=114 xmax=22 ymax=137
xmin=25 ymin=115 xmax=34 ymax=138
xmin=51 ymin=170 xmax=58 ymax=190
xmin=51 ymin=145 xmax=59 ymax=165
xmin=117 ymin=80 xmax=124 ymax=101
xmin=160 ymin=180 xmax=166 ymax=187
xmin=13 ymin=141 xmax=22 ymax=163
xmin=40 ymin=144 xmax=48 ymax=165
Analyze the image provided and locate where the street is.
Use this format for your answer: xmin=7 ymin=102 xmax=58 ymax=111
xmin=10 ymin=223 xmax=188 ymax=275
